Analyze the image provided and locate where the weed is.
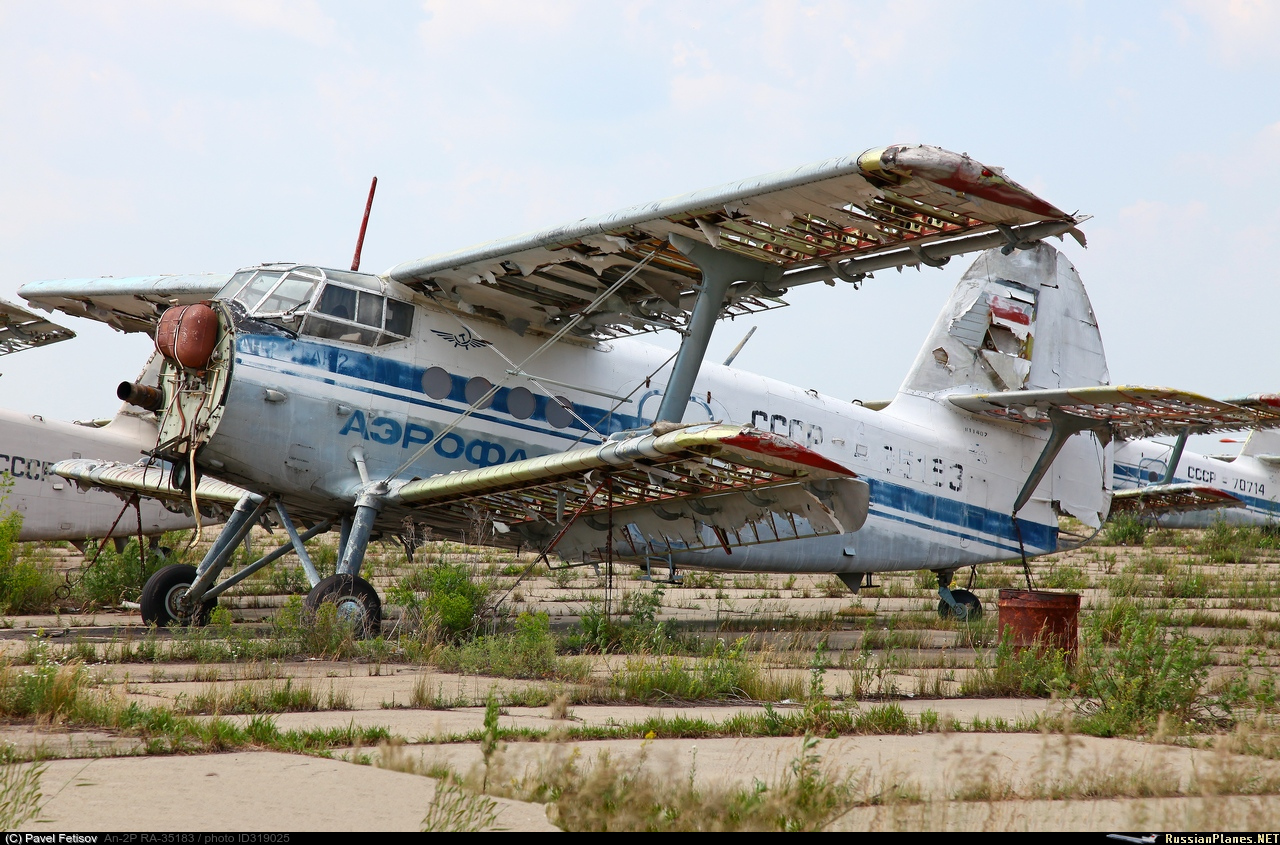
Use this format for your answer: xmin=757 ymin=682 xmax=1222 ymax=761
xmin=421 ymin=780 xmax=499 ymax=832
xmin=1103 ymin=513 xmax=1149 ymax=547
xmin=0 ymin=761 xmax=44 ymax=828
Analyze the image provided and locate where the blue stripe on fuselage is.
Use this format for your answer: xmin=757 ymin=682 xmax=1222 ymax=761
xmin=1115 ymin=461 xmax=1280 ymax=518
xmin=234 ymin=333 xmax=1058 ymax=554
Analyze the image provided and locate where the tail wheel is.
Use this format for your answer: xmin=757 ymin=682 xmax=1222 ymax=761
xmin=140 ymin=564 xmax=215 ymax=627
xmin=938 ymin=588 xmax=982 ymax=620
xmin=304 ymin=574 xmax=382 ymax=639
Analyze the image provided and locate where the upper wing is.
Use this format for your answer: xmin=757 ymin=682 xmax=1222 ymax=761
xmin=388 ymin=144 xmax=1082 ymax=338
xmin=948 ymin=386 xmax=1280 ymax=439
xmin=386 ymin=423 xmax=870 ymax=562
xmin=20 ymin=274 xmax=231 ymax=335
xmin=1110 ymin=483 xmax=1244 ymax=516
xmin=0 ymin=298 xmax=75 ymax=356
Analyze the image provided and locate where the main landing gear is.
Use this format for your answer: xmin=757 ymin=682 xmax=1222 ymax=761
xmin=138 ymin=491 xmax=384 ymax=638
xmin=935 ymin=569 xmax=982 ymax=620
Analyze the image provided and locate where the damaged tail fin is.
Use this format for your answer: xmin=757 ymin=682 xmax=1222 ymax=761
xmin=899 ymin=242 xmax=1109 ymax=396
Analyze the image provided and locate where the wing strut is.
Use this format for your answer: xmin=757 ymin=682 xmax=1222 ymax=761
xmin=1012 ymin=408 xmax=1107 ymax=515
xmin=655 ymin=234 xmax=782 ymax=423
xmin=1160 ymin=428 xmax=1191 ymax=485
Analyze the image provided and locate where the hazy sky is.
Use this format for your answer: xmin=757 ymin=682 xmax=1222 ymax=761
xmin=2 ymin=1 xmax=1277 ymax=438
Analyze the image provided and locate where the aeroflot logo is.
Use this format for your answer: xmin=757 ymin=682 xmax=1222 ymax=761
xmin=338 ymin=409 xmax=529 ymax=468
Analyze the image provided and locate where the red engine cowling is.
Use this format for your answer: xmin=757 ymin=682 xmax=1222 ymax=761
xmin=156 ymin=303 xmax=219 ymax=370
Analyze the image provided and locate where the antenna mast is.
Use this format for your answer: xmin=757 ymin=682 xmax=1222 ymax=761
xmin=350 ymin=176 xmax=378 ymax=272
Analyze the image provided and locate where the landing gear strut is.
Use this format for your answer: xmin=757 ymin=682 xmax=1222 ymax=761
xmin=936 ymin=569 xmax=982 ymax=620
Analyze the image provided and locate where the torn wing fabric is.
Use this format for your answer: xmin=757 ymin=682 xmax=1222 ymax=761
xmin=54 ymin=458 xmax=250 ymax=510
xmin=1109 ymin=483 xmax=1244 ymax=516
xmin=0 ymin=297 xmax=75 ymax=355
xmin=385 ymin=423 xmax=870 ymax=562
xmin=948 ymin=386 xmax=1280 ymax=440
xmin=20 ymin=274 xmax=232 ymax=335
xmin=387 ymin=144 xmax=1081 ymax=339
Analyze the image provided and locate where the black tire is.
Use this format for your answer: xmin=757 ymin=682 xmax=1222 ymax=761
xmin=937 ymin=588 xmax=982 ymax=620
xmin=304 ymin=574 xmax=382 ymax=639
xmin=140 ymin=564 xmax=215 ymax=627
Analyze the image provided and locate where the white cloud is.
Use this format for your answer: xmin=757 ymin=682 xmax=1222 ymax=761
xmin=1176 ymin=0 xmax=1280 ymax=64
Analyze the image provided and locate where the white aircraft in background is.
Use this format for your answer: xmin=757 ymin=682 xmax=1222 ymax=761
xmin=1110 ymin=429 xmax=1280 ymax=527
xmin=20 ymin=144 xmax=1280 ymax=632
xmin=0 ymin=298 xmax=237 ymax=546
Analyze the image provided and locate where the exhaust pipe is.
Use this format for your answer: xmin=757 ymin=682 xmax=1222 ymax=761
xmin=117 ymin=381 xmax=164 ymax=412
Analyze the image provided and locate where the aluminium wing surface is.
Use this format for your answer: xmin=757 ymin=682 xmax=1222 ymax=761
xmin=383 ymin=423 xmax=870 ymax=563
xmin=388 ymin=144 xmax=1083 ymax=339
xmin=0 ymin=298 xmax=75 ymax=356
xmin=20 ymin=274 xmax=232 ymax=335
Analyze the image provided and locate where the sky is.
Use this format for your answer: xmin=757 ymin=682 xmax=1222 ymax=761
xmin=1 ymin=0 xmax=1278 ymax=451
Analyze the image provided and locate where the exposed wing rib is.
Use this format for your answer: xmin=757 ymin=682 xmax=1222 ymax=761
xmin=53 ymin=458 xmax=250 ymax=510
xmin=386 ymin=423 xmax=869 ymax=562
xmin=1110 ymin=483 xmax=1244 ymax=516
xmin=388 ymin=144 xmax=1080 ymax=339
xmin=20 ymin=274 xmax=231 ymax=335
xmin=0 ymin=298 xmax=75 ymax=356
xmin=949 ymin=386 xmax=1280 ymax=439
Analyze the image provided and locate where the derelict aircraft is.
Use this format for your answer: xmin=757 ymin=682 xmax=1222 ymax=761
xmin=1108 ymin=431 xmax=1280 ymax=528
xmin=0 ymin=298 xmax=211 ymax=545
xmin=21 ymin=144 xmax=1280 ymax=632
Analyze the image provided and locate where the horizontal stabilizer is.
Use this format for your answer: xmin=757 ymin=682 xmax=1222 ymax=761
xmin=1110 ymin=483 xmax=1244 ymax=516
xmin=54 ymin=458 xmax=250 ymax=511
xmin=387 ymin=423 xmax=868 ymax=562
xmin=21 ymin=274 xmax=231 ymax=335
xmin=949 ymin=385 xmax=1280 ymax=439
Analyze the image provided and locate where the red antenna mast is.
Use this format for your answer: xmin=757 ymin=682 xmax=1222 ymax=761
xmin=350 ymin=176 xmax=378 ymax=272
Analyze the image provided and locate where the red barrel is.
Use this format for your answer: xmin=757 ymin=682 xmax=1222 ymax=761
xmin=156 ymin=303 xmax=219 ymax=370
xmin=997 ymin=589 xmax=1080 ymax=660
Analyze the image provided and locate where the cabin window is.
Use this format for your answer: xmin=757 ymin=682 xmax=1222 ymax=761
xmin=464 ymin=377 xmax=494 ymax=409
xmin=507 ymin=387 xmax=536 ymax=420
xmin=546 ymin=396 xmax=575 ymax=428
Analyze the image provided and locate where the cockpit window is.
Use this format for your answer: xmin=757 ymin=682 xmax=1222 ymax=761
xmin=234 ymin=271 xmax=284 ymax=311
xmin=385 ymin=299 xmax=414 ymax=337
xmin=302 ymin=282 xmax=413 ymax=347
xmin=215 ymin=270 xmax=256 ymax=301
xmin=255 ymin=268 xmax=321 ymax=315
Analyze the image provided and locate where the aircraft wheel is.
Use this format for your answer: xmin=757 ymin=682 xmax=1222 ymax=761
xmin=140 ymin=564 xmax=215 ymax=627
xmin=305 ymin=574 xmax=382 ymax=639
xmin=937 ymin=588 xmax=982 ymax=620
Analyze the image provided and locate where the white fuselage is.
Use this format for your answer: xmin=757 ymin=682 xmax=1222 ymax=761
xmin=1114 ymin=439 xmax=1280 ymax=527
xmin=0 ymin=408 xmax=198 ymax=542
xmin=199 ymin=296 xmax=1086 ymax=576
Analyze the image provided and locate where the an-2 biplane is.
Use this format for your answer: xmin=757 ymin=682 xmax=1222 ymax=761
xmin=21 ymin=144 xmax=1280 ymax=631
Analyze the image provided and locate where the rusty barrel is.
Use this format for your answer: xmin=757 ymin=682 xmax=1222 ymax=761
xmin=997 ymin=589 xmax=1080 ymax=659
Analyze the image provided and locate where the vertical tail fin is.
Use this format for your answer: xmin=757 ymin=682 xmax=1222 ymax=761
xmin=899 ymin=242 xmax=1109 ymax=396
